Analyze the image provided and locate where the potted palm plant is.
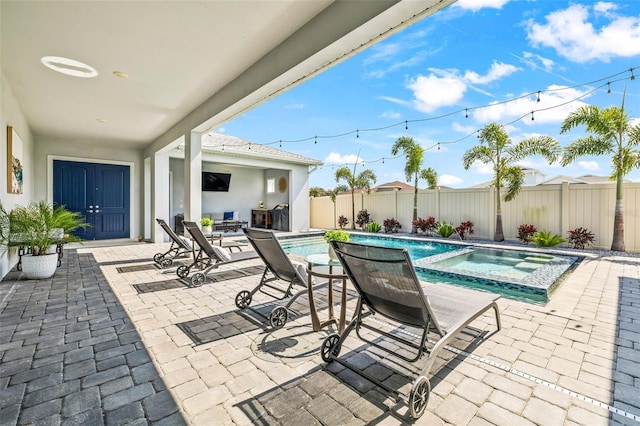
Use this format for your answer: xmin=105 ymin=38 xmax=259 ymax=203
xmin=8 ymin=201 xmax=87 ymax=279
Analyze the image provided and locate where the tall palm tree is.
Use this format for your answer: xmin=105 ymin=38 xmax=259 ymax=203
xmin=391 ymin=136 xmax=437 ymax=230
xmin=560 ymin=99 xmax=640 ymax=252
xmin=462 ymin=123 xmax=560 ymax=241
xmin=335 ymin=165 xmax=376 ymax=230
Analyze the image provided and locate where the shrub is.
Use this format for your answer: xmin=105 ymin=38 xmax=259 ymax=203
xmin=567 ymin=227 xmax=595 ymax=249
xmin=323 ymin=229 xmax=350 ymax=243
xmin=355 ymin=210 xmax=371 ymax=229
xmin=337 ymin=215 xmax=349 ymax=229
xmin=517 ymin=224 xmax=537 ymax=244
xmin=455 ymin=221 xmax=474 ymax=240
xmin=413 ymin=216 xmax=438 ymax=234
xmin=383 ymin=218 xmax=401 ymax=233
xmin=437 ymin=222 xmax=454 ymax=238
xmin=365 ymin=222 xmax=382 ymax=233
xmin=532 ymin=230 xmax=566 ymax=247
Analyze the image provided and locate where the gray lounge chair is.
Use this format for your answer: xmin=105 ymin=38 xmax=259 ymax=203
xmin=323 ymin=241 xmax=502 ymax=419
xmin=182 ymin=221 xmax=258 ymax=286
xmin=235 ymin=228 xmax=326 ymax=329
xmin=154 ymin=218 xmax=192 ymax=268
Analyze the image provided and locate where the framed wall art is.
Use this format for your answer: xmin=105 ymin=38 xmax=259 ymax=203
xmin=7 ymin=125 xmax=24 ymax=194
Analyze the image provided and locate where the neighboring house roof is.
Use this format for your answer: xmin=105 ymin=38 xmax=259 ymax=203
xmin=200 ymin=132 xmax=322 ymax=166
xmin=373 ymin=181 xmax=415 ymax=191
xmin=539 ymin=174 xmax=628 ymax=185
xmin=468 ymin=168 xmax=547 ymax=188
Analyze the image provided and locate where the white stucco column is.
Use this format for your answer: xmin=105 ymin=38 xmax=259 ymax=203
xmin=151 ymin=150 xmax=170 ymax=243
xmin=183 ymin=131 xmax=202 ymax=224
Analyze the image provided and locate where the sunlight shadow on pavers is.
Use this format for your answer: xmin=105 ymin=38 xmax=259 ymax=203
xmin=234 ymin=320 xmax=493 ymax=424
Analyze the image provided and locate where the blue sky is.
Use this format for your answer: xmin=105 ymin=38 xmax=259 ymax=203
xmin=220 ymin=0 xmax=640 ymax=189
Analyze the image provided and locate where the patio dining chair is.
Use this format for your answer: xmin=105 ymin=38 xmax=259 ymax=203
xmin=153 ymin=218 xmax=193 ymax=268
xmin=181 ymin=221 xmax=258 ymax=286
xmin=322 ymin=241 xmax=502 ymax=419
xmin=234 ymin=228 xmax=328 ymax=329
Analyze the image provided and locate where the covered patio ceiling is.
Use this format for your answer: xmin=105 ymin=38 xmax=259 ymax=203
xmin=1 ymin=0 xmax=455 ymax=151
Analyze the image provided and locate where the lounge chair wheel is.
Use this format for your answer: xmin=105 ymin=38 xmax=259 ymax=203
xmin=160 ymin=258 xmax=173 ymax=268
xmin=153 ymin=253 xmax=164 ymax=263
xmin=177 ymin=265 xmax=190 ymax=278
xmin=235 ymin=291 xmax=252 ymax=309
xmin=190 ymin=272 xmax=205 ymax=287
xmin=269 ymin=307 xmax=288 ymax=329
xmin=409 ymin=376 xmax=430 ymax=419
xmin=321 ymin=334 xmax=341 ymax=363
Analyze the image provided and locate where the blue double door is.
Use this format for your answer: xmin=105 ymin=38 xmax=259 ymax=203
xmin=53 ymin=160 xmax=130 ymax=240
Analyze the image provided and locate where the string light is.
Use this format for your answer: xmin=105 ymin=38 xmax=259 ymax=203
xmin=314 ymin=135 xmax=317 ymax=144
xmin=465 ymin=108 xmax=468 ymax=118
xmin=209 ymin=66 xmax=637 ymax=170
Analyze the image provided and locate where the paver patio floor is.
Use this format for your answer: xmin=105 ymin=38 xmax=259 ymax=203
xmin=0 ymin=238 xmax=638 ymax=425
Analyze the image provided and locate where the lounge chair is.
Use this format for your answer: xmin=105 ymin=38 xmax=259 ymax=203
xmin=234 ymin=228 xmax=327 ymax=329
xmin=323 ymin=241 xmax=501 ymax=419
xmin=181 ymin=221 xmax=258 ymax=286
xmin=153 ymin=218 xmax=193 ymax=268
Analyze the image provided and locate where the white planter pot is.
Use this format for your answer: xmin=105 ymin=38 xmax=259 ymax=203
xmin=202 ymin=225 xmax=212 ymax=235
xmin=21 ymin=253 xmax=58 ymax=279
xmin=328 ymin=245 xmax=338 ymax=260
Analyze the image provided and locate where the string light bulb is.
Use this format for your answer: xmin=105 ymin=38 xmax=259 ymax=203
xmin=607 ymin=82 xmax=611 ymax=93
xmin=405 ymin=121 xmax=408 ymax=130
xmin=314 ymin=136 xmax=317 ymax=144
xmin=531 ymin=111 xmax=535 ymax=121
xmin=437 ymin=142 xmax=440 ymax=150
xmin=537 ymin=91 xmax=541 ymax=102
xmin=631 ymin=68 xmax=636 ymax=81
xmin=465 ymin=108 xmax=468 ymax=119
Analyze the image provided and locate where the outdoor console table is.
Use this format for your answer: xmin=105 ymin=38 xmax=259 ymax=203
xmin=306 ymin=254 xmax=348 ymax=333
xmin=251 ymin=209 xmax=272 ymax=229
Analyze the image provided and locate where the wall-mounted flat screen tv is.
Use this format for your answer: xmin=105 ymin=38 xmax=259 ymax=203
xmin=202 ymin=172 xmax=231 ymax=192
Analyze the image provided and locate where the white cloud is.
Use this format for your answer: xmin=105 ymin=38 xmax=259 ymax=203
xmin=285 ymin=103 xmax=304 ymax=109
xmin=522 ymin=51 xmax=555 ymax=71
xmin=452 ymin=122 xmax=475 ymax=134
xmin=324 ymin=152 xmax=365 ymax=165
xmin=363 ymin=43 xmax=401 ymax=65
xmin=381 ymin=111 xmax=401 ymax=119
xmin=408 ymin=73 xmax=467 ymax=113
xmin=440 ymin=174 xmax=464 ymax=186
xmin=406 ymin=61 xmax=520 ymax=113
xmin=473 ymin=85 xmax=589 ymax=124
xmin=214 ymin=127 xmax=226 ymax=133
xmin=454 ymin=0 xmax=510 ymax=12
xmin=464 ymin=62 xmax=520 ymax=84
xmin=378 ymin=96 xmax=412 ymax=108
xmin=471 ymin=160 xmax=494 ymax=175
xmin=526 ymin=3 xmax=640 ymax=63
xmin=579 ymin=160 xmax=600 ymax=171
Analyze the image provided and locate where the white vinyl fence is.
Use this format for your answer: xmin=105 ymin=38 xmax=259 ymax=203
xmin=310 ymin=182 xmax=640 ymax=252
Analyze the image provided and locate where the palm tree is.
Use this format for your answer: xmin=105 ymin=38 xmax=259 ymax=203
xmin=335 ymin=165 xmax=376 ymax=230
xmin=560 ymin=99 xmax=640 ymax=252
xmin=462 ymin=123 xmax=560 ymax=241
xmin=391 ymin=136 xmax=437 ymax=231
xmin=328 ymin=185 xmax=349 ymax=229
xmin=422 ymin=167 xmax=438 ymax=189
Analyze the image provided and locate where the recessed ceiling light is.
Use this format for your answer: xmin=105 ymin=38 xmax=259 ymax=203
xmin=113 ymin=70 xmax=128 ymax=79
xmin=96 ymin=118 xmax=107 ymax=124
xmin=41 ymin=56 xmax=98 ymax=78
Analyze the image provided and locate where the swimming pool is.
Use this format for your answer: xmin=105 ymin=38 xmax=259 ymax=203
xmin=278 ymin=233 xmax=581 ymax=303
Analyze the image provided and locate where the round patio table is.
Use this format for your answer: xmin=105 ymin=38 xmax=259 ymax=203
xmin=305 ymin=254 xmax=348 ymax=333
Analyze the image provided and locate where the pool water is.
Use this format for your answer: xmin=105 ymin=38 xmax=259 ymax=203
xmin=430 ymin=248 xmax=553 ymax=281
xmin=278 ymin=233 xmax=581 ymax=303
xmin=280 ymin=234 xmax=459 ymax=259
